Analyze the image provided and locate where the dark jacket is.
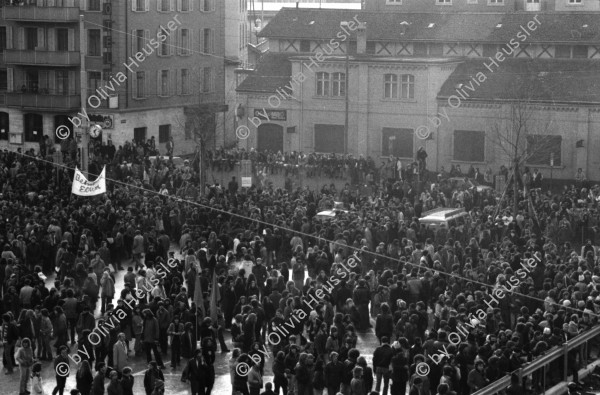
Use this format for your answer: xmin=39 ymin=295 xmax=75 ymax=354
xmin=92 ymin=372 xmax=105 ymax=395
xmin=373 ymin=344 xmax=394 ymax=368
xmin=143 ymin=368 xmax=164 ymax=395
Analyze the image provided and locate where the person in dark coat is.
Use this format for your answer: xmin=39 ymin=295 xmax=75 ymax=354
xmin=143 ymin=361 xmax=165 ymax=395
xmin=91 ymin=362 xmax=107 ymax=395
xmin=181 ymin=349 xmax=209 ymax=395
xmin=390 ymin=344 xmax=409 ymax=395
xmin=120 ymin=367 xmax=134 ymax=395
xmin=325 ymin=351 xmax=344 ymax=395
xmin=75 ymin=360 xmax=94 ymax=395
xmin=353 ymin=280 xmax=371 ymax=331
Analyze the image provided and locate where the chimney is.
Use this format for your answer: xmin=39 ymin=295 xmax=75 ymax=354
xmin=356 ymin=21 xmax=367 ymax=54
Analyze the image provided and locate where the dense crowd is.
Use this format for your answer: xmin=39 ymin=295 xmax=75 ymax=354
xmin=1 ymin=141 xmax=600 ymax=395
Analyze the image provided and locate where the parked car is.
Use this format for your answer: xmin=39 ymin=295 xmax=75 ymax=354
xmin=315 ymin=201 xmax=349 ymax=220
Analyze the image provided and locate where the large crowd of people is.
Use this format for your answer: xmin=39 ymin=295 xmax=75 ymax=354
xmin=1 ymin=140 xmax=600 ymax=395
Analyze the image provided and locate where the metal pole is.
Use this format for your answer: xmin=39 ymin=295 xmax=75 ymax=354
xmin=79 ymin=15 xmax=89 ymax=176
xmin=344 ymin=51 xmax=349 ymax=154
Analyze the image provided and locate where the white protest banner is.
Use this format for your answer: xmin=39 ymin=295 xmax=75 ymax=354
xmin=72 ymin=166 xmax=106 ymax=196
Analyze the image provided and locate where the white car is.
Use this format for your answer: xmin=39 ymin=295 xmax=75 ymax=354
xmin=315 ymin=201 xmax=349 ymax=220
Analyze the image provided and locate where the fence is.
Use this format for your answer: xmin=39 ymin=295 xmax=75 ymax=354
xmin=473 ymin=325 xmax=600 ymax=395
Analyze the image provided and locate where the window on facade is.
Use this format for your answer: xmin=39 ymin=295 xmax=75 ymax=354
xmin=400 ymin=74 xmax=414 ymax=99
xmin=57 ymin=28 xmax=69 ymax=51
xmin=527 ymin=135 xmax=562 ymax=166
xmin=88 ymin=0 xmax=100 ymax=11
xmin=88 ymin=71 xmax=101 ymax=94
xmin=488 ymin=0 xmax=504 ymax=4
xmin=180 ymin=29 xmax=190 ymax=55
xmin=316 ymin=72 xmax=330 ymax=96
xmin=202 ymin=0 xmax=214 ymax=11
xmin=554 ymin=45 xmax=571 ymax=58
xmin=136 ymin=29 xmax=145 ymax=53
xmin=181 ymin=69 xmax=190 ymax=94
xmin=454 ymin=130 xmax=485 ymax=162
xmin=437 ymin=0 xmax=452 ymax=3
xmin=384 ymin=74 xmax=398 ymax=99
xmin=160 ymin=0 xmax=170 ymax=11
xmin=0 ymin=112 xmax=9 ymax=140
xmin=202 ymin=67 xmax=212 ymax=92
xmin=382 ymin=128 xmax=413 ymax=158
xmin=181 ymin=0 xmax=190 ymax=11
xmin=203 ymin=29 xmax=213 ymax=54
xmin=573 ymin=45 xmax=588 ymax=58
xmin=568 ymin=0 xmax=582 ymax=3
xmin=0 ymin=27 xmax=6 ymax=52
xmin=135 ymin=0 xmax=145 ymax=11
xmin=159 ymin=124 xmax=171 ymax=143
xmin=160 ymin=27 xmax=170 ymax=56
xmin=482 ymin=44 xmax=497 ymax=57
xmin=135 ymin=71 xmax=146 ymax=98
xmin=134 ymin=127 xmax=147 ymax=143
xmin=88 ymin=29 xmax=101 ymax=56
xmin=24 ymin=113 xmax=43 ymax=143
xmin=366 ymin=41 xmax=376 ymax=54
xmin=413 ymin=43 xmax=427 ymax=56
xmin=26 ymin=28 xmax=38 ymax=51
xmin=300 ymin=40 xmax=310 ymax=52
xmin=56 ymin=71 xmax=69 ymax=95
xmin=331 ymin=73 xmax=346 ymax=97
xmin=429 ymin=44 xmax=443 ymax=56
xmin=0 ymin=70 xmax=6 ymax=91
xmin=159 ymin=70 xmax=169 ymax=96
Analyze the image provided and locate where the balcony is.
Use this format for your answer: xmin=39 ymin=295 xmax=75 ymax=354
xmin=5 ymin=92 xmax=80 ymax=111
xmin=3 ymin=5 xmax=80 ymax=23
xmin=4 ymin=50 xmax=80 ymax=66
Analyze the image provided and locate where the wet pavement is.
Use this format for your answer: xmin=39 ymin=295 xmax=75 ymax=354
xmin=1 ymin=254 xmax=380 ymax=395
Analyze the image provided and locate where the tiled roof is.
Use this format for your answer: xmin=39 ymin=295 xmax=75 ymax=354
xmin=236 ymin=53 xmax=293 ymax=93
xmin=438 ymin=58 xmax=600 ymax=104
xmin=259 ymin=9 xmax=600 ymax=43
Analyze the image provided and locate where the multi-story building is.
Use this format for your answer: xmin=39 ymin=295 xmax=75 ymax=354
xmin=0 ymin=0 xmax=227 ymax=156
xmin=236 ymin=7 xmax=600 ymax=180
xmin=364 ymin=0 xmax=600 ymax=13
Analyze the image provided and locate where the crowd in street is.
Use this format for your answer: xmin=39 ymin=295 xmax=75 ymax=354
xmin=1 ymin=140 xmax=600 ymax=395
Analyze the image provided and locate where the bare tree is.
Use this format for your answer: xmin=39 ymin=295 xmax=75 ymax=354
xmin=174 ymin=65 xmax=222 ymax=196
xmin=488 ymin=78 xmax=559 ymax=219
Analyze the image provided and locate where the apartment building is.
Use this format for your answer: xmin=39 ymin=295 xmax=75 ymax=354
xmin=0 ymin=0 xmax=227 ymax=156
xmin=236 ymin=8 xmax=600 ymax=180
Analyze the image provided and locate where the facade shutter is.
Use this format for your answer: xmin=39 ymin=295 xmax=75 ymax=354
xmin=6 ymin=26 xmax=13 ymax=50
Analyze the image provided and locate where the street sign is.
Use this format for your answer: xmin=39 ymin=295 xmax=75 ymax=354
xmin=241 ymin=177 xmax=252 ymax=188
xmin=241 ymin=160 xmax=252 ymax=188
